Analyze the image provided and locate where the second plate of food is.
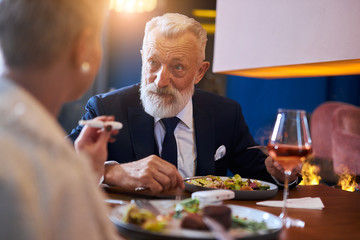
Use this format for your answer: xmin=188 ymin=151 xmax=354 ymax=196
xmin=184 ymin=175 xmax=278 ymax=200
xmin=110 ymin=199 xmax=283 ymax=240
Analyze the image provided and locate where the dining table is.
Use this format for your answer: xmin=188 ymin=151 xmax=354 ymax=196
xmin=104 ymin=184 xmax=360 ymax=240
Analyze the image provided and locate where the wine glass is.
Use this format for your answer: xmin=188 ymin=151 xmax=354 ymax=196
xmin=267 ymin=109 xmax=312 ymax=228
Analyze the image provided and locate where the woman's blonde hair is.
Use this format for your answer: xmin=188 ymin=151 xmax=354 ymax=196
xmin=0 ymin=0 xmax=108 ymax=68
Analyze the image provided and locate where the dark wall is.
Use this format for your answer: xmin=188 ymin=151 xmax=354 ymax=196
xmin=226 ymin=75 xmax=360 ymax=145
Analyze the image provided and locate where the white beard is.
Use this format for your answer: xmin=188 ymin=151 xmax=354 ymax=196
xmin=140 ymin=78 xmax=194 ymax=119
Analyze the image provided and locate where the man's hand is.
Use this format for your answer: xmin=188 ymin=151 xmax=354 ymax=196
xmin=104 ymin=155 xmax=185 ymax=195
xmin=265 ymin=156 xmax=301 ymax=184
xmin=74 ymin=116 xmax=119 ymax=180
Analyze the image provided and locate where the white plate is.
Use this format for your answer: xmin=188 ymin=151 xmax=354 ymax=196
xmin=110 ymin=200 xmax=283 ymax=240
xmin=184 ymin=176 xmax=278 ymax=200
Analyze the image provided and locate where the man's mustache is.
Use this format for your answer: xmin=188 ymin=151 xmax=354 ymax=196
xmin=147 ymin=84 xmax=178 ymax=97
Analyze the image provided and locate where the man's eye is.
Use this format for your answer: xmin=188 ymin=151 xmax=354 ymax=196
xmin=149 ymin=59 xmax=157 ymax=66
xmin=174 ymin=64 xmax=184 ymax=71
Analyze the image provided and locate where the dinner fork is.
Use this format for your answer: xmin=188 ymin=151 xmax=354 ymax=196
xmin=132 ymin=199 xmax=161 ymax=215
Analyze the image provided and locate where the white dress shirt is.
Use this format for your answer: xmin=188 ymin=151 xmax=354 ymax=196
xmin=154 ymin=99 xmax=196 ymax=178
xmin=153 ymin=98 xmax=297 ymax=185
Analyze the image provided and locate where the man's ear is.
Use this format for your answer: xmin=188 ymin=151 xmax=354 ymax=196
xmin=194 ymin=61 xmax=210 ymax=84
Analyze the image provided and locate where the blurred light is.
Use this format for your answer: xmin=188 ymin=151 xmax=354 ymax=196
xmin=192 ymin=9 xmax=216 ymax=35
xmin=192 ymin=9 xmax=216 ymax=18
xmin=109 ymin=0 xmax=157 ymax=13
xmin=201 ymin=23 xmax=215 ymax=35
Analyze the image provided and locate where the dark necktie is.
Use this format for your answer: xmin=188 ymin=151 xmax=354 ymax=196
xmin=161 ymin=117 xmax=180 ymax=167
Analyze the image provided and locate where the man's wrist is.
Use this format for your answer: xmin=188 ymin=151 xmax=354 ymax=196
xmin=103 ymin=160 xmax=120 ymax=185
xmin=98 ymin=160 xmax=116 ymax=186
xmin=271 ymin=175 xmax=299 ymax=187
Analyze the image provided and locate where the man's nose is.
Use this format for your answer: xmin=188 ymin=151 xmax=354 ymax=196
xmin=154 ymin=66 xmax=171 ymax=88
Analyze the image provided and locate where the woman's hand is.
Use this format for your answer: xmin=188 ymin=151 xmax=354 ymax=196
xmin=74 ymin=116 xmax=119 ymax=181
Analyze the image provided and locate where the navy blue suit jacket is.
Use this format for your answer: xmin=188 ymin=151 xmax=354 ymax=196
xmin=69 ymin=84 xmax=274 ymax=183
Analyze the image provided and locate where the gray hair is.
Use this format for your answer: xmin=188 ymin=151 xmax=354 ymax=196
xmin=143 ymin=13 xmax=208 ymax=62
xmin=0 ymin=0 xmax=108 ymax=68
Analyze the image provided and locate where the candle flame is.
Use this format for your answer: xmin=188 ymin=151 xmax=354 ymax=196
xmin=299 ymin=161 xmax=321 ymax=185
xmin=336 ymin=165 xmax=358 ymax=192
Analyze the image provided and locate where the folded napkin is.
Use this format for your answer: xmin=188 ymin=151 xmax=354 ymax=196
xmin=256 ymin=197 xmax=324 ymax=210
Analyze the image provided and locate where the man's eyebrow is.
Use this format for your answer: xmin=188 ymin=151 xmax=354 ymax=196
xmin=145 ymin=52 xmax=158 ymax=59
xmin=170 ymin=56 xmax=188 ymax=62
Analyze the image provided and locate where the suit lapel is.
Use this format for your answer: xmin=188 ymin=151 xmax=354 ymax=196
xmin=127 ymin=88 xmax=216 ymax=173
xmin=128 ymin=105 xmax=158 ymax=160
xmin=193 ymin=92 xmax=215 ymax=175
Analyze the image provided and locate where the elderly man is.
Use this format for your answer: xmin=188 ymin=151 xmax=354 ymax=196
xmin=69 ymin=13 xmax=301 ymax=194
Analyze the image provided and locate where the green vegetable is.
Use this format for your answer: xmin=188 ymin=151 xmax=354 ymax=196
xmin=232 ymin=174 xmax=242 ymax=181
xmin=232 ymin=216 xmax=268 ymax=232
xmin=174 ymin=198 xmax=200 ymax=218
xmin=186 ymin=174 xmax=269 ymax=191
xmin=259 ymin=185 xmax=270 ymax=190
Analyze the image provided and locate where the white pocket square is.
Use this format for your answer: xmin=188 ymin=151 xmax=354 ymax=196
xmin=214 ymin=145 xmax=226 ymax=161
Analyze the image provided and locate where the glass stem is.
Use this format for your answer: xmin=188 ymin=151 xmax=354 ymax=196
xmin=280 ymin=170 xmax=291 ymax=221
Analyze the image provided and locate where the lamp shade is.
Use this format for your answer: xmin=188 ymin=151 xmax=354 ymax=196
xmin=213 ymin=0 xmax=360 ymax=79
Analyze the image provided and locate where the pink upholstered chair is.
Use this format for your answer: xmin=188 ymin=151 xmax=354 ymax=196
xmin=331 ymin=103 xmax=360 ymax=175
xmin=311 ymin=101 xmax=360 ymax=176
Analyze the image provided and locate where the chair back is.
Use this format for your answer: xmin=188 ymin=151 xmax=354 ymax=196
xmin=311 ymin=101 xmax=360 ymax=175
xmin=331 ymin=103 xmax=360 ymax=175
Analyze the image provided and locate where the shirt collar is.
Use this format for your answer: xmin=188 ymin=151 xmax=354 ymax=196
xmin=154 ymin=99 xmax=193 ymax=129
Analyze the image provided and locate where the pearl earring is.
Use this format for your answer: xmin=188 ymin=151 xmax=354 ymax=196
xmin=81 ymin=62 xmax=90 ymax=73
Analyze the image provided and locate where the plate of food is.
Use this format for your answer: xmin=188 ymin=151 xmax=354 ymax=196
xmin=184 ymin=175 xmax=278 ymax=200
xmin=110 ymin=198 xmax=283 ymax=240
